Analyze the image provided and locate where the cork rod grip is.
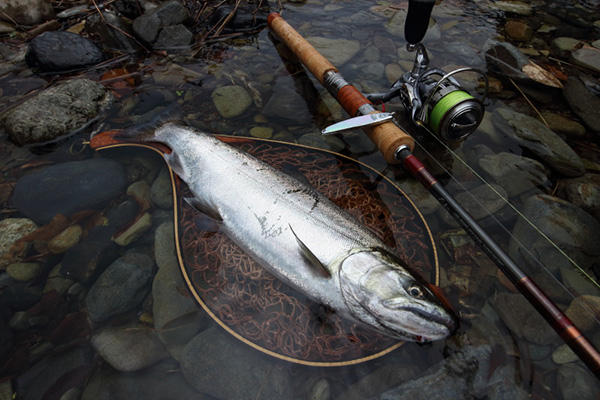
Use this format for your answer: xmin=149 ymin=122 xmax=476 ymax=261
xmin=268 ymin=12 xmax=414 ymax=164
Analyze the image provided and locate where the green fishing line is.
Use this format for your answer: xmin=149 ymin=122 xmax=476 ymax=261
xmin=429 ymin=91 xmax=474 ymax=133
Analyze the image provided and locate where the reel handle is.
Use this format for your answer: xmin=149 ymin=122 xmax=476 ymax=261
xmin=268 ymin=12 xmax=414 ymax=164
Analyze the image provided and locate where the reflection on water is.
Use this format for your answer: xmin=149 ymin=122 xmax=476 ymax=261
xmin=0 ymin=0 xmax=599 ymax=398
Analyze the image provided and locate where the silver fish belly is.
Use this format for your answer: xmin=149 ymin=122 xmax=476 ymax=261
xmin=150 ymin=123 xmax=456 ymax=342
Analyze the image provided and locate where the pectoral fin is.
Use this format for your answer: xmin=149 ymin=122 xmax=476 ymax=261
xmin=289 ymin=225 xmax=331 ymax=278
xmin=164 ymin=152 xmax=187 ymax=180
xmin=184 ymin=197 xmax=223 ymax=222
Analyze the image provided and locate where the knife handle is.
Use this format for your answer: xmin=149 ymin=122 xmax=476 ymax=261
xmin=268 ymin=12 xmax=414 ymax=164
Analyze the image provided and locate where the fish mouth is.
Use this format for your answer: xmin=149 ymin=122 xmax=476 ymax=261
xmin=402 ymin=305 xmax=457 ymax=336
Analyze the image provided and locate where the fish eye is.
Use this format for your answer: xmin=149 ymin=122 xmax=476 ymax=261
xmin=408 ymin=285 xmax=424 ymax=299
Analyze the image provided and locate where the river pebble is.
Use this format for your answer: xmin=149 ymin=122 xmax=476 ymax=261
xmin=478 ymin=152 xmax=549 ymax=197
xmin=492 ymin=108 xmax=585 ymax=177
xmin=85 ymin=248 xmax=155 ymax=322
xmin=505 ymin=20 xmax=533 ymax=42
xmin=211 ymin=85 xmax=253 ymax=119
xmin=181 ymin=327 xmax=292 ymax=399
xmin=0 ymin=218 xmax=38 ymax=268
xmin=60 ymin=227 xmax=119 ymax=283
xmin=113 ymin=213 xmax=153 ymax=246
xmin=2 ymin=78 xmax=113 ymax=146
xmin=6 ymin=262 xmax=41 ymax=282
xmin=25 ymin=31 xmax=103 ymax=72
xmin=494 ymin=1 xmax=532 ymax=16
xmin=0 ymin=0 xmax=55 ymax=25
xmin=570 ymin=46 xmax=600 ymax=74
xmin=91 ymin=323 xmax=170 ymax=372
xmin=509 ymin=194 xmax=600 ymax=276
xmin=132 ymin=0 xmax=193 ymax=49
xmin=86 ymin=10 xmax=143 ymax=53
xmin=150 ymin=167 xmax=173 ymax=209
xmin=47 ymin=224 xmax=83 ymax=254
xmin=557 ymin=363 xmax=600 ymax=400
xmin=562 ymin=76 xmax=600 ymax=133
xmin=565 ymin=295 xmax=600 ymax=332
xmin=540 ymin=111 xmax=587 ymax=137
xmin=11 ymin=158 xmax=126 ymax=224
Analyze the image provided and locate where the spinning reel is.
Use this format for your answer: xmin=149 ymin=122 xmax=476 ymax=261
xmin=366 ymin=43 xmax=489 ymax=142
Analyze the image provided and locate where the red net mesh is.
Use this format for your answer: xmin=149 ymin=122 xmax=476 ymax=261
xmin=178 ymin=139 xmax=436 ymax=364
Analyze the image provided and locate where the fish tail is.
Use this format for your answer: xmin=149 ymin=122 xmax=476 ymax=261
xmin=114 ymin=103 xmax=184 ymax=142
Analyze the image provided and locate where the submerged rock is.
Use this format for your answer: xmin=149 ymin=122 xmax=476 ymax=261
xmin=478 ymin=152 xmax=550 ymax=197
xmin=563 ymin=76 xmax=600 ymax=133
xmin=2 ymin=79 xmax=113 ymax=146
xmin=86 ymin=11 xmax=143 ymax=53
xmin=181 ymin=327 xmax=292 ymax=399
xmin=492 ymin=108 xmax=585 ymax=177
xmin=91 ymin=323 xmax=170 ymax=372
xmin=11 ymin=158 xmax=126 ymax=225
xmin=509 ymin=194 xmax=600 ymax=276
xmin=0 ymin=0 xmax=55 ymax=26
xmin=0 ymin=218 xmax=38 ymax=268
xmin=25 ymin=31 xmax=103 ymax=72
xmin=132 ymin=0 xmax=193 ymax=49
xmin=85 ymin=249 xmax=155 ymax=322
xmin=557 ymin=363 xmax=600 ymax=400
xmin=211 ymin=85 xmax=253 ymax=119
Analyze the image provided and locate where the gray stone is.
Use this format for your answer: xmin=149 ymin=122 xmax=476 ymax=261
xmin=0 ymin=0 xmax=55 ymax=25
xmin=85 ymin=249 xmax=155 ymax=322
xmin=150 ymin=166 xmax=173 ymax=209
xmin=8 ymin=311 xmax=48 ymax=330
xmin=541 ymin=111 xmax=587 ymax=137
xmin=91 ymin=323 xmax=169 ymax=372
xmin=557 ymin=363 xmax=600 ymax=400
xmin=570 ymin=47 xmax=600 ymax=74
xmin=10 ymin=158 xmax=126 ymax=224
xmin=551 ymin=37 xmax=582 ymax=58
xmin=336 ymin=364 xmax=418 ymax=400
xmin=153 ymin=24 xmax=194 ymax=48
xmin=564 ymin=174 xmax=600 ymax=219
xmin=563 ymin=76 xmax=600 ymax=133
xmin=44 ymin=264 xmax=74 ymax=295
xmin=154 ymin=221 xmax=176 ymax=270
xmin=155 ymin=1 xmax=189 ymax=25
xmin=484 ymin=40 xmax=531 ymax=81
xmin=211 ymin=85 xmax=253 ymax=119
xmin=385 ymin=9 xmax=440 ymax=42
xmin=509 ymin=194 xmax=600 ymax=276
xmin=81 ymin=362 xmax=205 ymax=400
xmin=479 ymin=152 xmax=550 ymax=197
xmin=86 ymin=11 xmax=143 ymax=53
xmin=441 ymin=183 xmax=508 ymax=227
xmin=2 ymin=79 xmax=113 ymax=146
xmin=492 ymin=292 xmax=558 ymax=345
xmin=298 ymin=133 xmax=345 ymax=152
xmin=132 ymin=11 xmax=161 ymax=43
xmin=492 ymin=108 xmax=585 ymax=177
xmin=6 ymin=262 xmax=41 ymax=282
xmin=113 ymin=213 xmax=152 ymax=246
xmin=181 ymin=327 xmax=292 ymax=399
xmin=494 ymin=1 xmax=532 ymax=15
xmin=263 ymin=78 xmax=312 ymax=124
xmin=305 ymin=36 xmax=360 ymax=66
xmin=552 ymin=344 xmax=579 ymax=364
xmin=25 ymin=31 xmax=103 ymax=72
xmin=484 ymin=364 xmax=530 ymax=400
xmin=0 ymin=218 xmax=37 ymax=268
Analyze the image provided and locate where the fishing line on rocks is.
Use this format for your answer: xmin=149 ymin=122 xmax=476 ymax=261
xmin=411 ymin=120 xmax=600 ymax=293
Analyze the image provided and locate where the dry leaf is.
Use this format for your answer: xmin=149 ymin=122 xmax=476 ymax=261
xmin=522 ymin=60 xmax=564 ymax=88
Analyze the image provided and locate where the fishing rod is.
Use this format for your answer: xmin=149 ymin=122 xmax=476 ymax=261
xmin=266 ymin=9 xmax=600 ymax=379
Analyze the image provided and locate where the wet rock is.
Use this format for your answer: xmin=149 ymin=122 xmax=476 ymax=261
xmin=150 ymin=166 xmax=173 ymax=209
xmin=85 ymin=248 xmax=155 ymax=322
xmin=484 ymin=364 xmax=530 ymax=400
xmin=557 ymin=363 xmax=600 ymax=400
xmin=509 ymin=194 xmax=600 ymax=276
xmin=154 ymin=24 xmax=193 ymax=48
xmin=492 ymin=292 xmax=558 ymax=345
xmin=563 ymin=174 xmax=600 ymax=219
xmin=91 ymin=323 xmax=169 ymax=372
xmin=25 ymin=31 xmax=103 ymax=72
xmin=8 ymin=310 xmax=48 ymax=330
xmin=494 ymin=1 xmax=532 ymax=16
xmin=113 ymin=213 xmax=152 ymax=246
xmin=127 ymin=181 xmax=151 ymax=207
xmin=81 ymin=362 xmax=205 ymax=400
xmin=181 ymin=327 xmax=292 ymax=399
xmin=565 ymin=295 xmax=600 ymax=332
xmin=0 ymin=280 xmax=42 ymax=310
xmin=152 ymin=225 xmax=203 ymax=347
xmin=385 ymin=9 xmax=440 ymax=42
xmin=16 ymin=345 xmax=93 ymax=400
xmin=570 ymin=47 xmax=600 ymax=74
xmin=0 ymin=218 xmax=38 ymax=268
xmin=367 ymin=345 xmax=492 ymax=400
xmin=306 ymin=36 xmax=361 ymax=66
xmin=505 ymin=20 xmax=533 ymax=42
xmin=0 ymin=0 xmax=55 ymax=25
xmin=551 ymin=37 xmax=582 ymax=58
xmin=209 ymin=4 xmax=269 ymax=34
xmin=132 ymin=1 xmax=193 ymax=49
xmin=11 ymin=158 xmax=126 ymax=224
xmin=6 ymin=262 xmax=41 ymax=282
xmin=540 ymin=111 xmax=587 ymax=137
xmin=444 ymin=42 xmax=485 ymax=67
xmin=249 ymin=126 xmax=273 ymax=139
xmin=2 ymin=79 xmax=113 ymax=146
xmin=43 ymin=264 xmax=74 ymax=295
xmin=263 ymin=78 xmax=312 ymax=124
xmin=48 ymin=224 xmax=83 ymax=254
xmin=60 ymin=227 xmax=120 ymax=283
xmin=478 ymin=152 xmax=550 ymax=197
xmin=86 ymin=10 xmax=143 ymax=53
xmin=492 ymin=108 xmax=585 ymax=177
xmin=441 ymin=183 xmax=508 ymax=227
xmin=563 ymin=76 xmax=600 ymax=133
xmin=106 ymin=198 xmax=140 ymax=232
xmin=299 ymin=133 xmax=345 ymax=152
xmin=552 ymin=344 xmax=578 ymax=364
xmin=484 ymin=40 xmax=530 ymax=81
xmin=336 ymin=364 xmax=418 ymax=400
xmin=211 ymin=85 xmax=253 ymax=119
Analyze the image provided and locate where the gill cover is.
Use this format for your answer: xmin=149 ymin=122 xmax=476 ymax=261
xmin=338 ymin=249 xmax=456 ymax=342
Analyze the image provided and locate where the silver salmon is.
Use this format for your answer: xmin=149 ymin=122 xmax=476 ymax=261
xmin=125 ymin=123 xmax=456 ymax=342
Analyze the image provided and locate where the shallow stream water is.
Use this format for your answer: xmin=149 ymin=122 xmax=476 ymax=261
xmin=0 ymin=0 xmax=599 ymax=399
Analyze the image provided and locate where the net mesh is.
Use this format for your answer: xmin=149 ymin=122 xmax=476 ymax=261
xmin=179 ymin=139 xmax=436 ymax=363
